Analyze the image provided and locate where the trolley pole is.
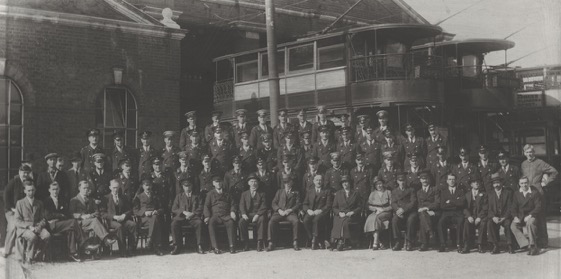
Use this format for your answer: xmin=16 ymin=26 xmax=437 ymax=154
xmin=265 ymin=0 xmax=280 ymax=127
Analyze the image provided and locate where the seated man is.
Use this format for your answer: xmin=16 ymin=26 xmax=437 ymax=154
xmin=44 ymin=181 xmax=83 ymax=262
xmin=461 ymin=178 xmax=488 ymax=254
xmin=133 ymin=179 xmax=164 ymax=256
xmin=102 ymin=179 xmax=137 ymax=257
xmin=303 ymin=174 xmax=332 ymax=250
xmin=416 ymin=170 xmax=440 ymax=251
xmin=70 ymin=181 xmax=116 ymax=251
xmin=3 ymin=164 xmax=31 ymax=258
xmin=238 ymin=174 xmax=268 ymax=252
xmin=204 ymin=175 xmax=237 ymax=254
xmin=437 ymin=173 xmax=466 ymax=253
xmin=15 ymin=181 xmax=50 ymax=264
xmin=330 ymin=175 xmax=362 ymax=251
xmin=487 ymin=173 xmax=514 ymax=254
xmin=511 ymin=176 xmax=542 ymax=256
xmin=267 ymin=175 xmax=301 ymax=252
xmin=170 ymin=179 xmax=204 ymax=255
xmin=391 ymin=171 xmax=417 ymax=251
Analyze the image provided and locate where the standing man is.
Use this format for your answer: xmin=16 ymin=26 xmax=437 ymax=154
xmin=437 ymin=173 xmax=466 ymax=253
xmin=66 ymin=152 xmax=88 ymax=201
xmin=372 ymin=110 xmax=391 ymax=143
xmin=170 ymin=180 xmax=204 ymax=255
xmin=496 ymin=151 xmax=521 ymax=193
xmin=425 ymin=123 xmax=447 ymax=168
xmin=391 ymin=171 xmax=417 ymax=251
xmin=101 ymin=180 xmax=137 ymax=257
xmin=37 ymin=153 xmax=69 ymax=203
xmin=302 ymin=157 xmax=321 ymax=194
xmin=350 ymin=152 xmax=373 ymax=205
xmin=147 ymin=157 xmax=174 ymax=248
xmin=510 ymin=176 xmax=542 ymax=255
xmin=300 ymin=131 xmax=314 ymax=165
xmin=161 ymin=131 xmax=180 ymax=173
xmin=431 ymin=146 xmax=451 ymax=189
xmin=461 ymin=178 xmax=488 ymax=254
xmin=355 ymin=114 xmax=370 ymax=144
xmin=416 ymin=170 xmax=439 ymax=251
xmin=313 ymin=125 xmax=337 ymax=172
xmin=477 ymin=145 xmax=499 ymax=193
xmin=88 ymin=153 xmax=112 ymax=201
xmin=232 ymin=109 xmax=252 ymax=148
xmin=3 ymin=165 xmax=31 ymax=258
xmin=337 ymin=127 xmax=356 ymax=170
xmin=380 ymin=130 xmax=404 ymax=169
xmin=358 ymin=126 xmax=381 ymax=174
xmin=175 ymin=151 xmax=196 ymax=196
xmin=452 ymin=147 xmax=480 ymax=191
xmin=250 ymin=109 xmax=273 ymax=149
xmin=487 ymin=173 xmax=514 ymax=254
xmin=255 ymin=156 xmax=277 ymax=208
xmin=256 ymin=134 xmax=278 ymax=173
xmin=277 ymin=131 xmax=303 ymax=171
xmin=324 ymin=152 xmax=349 ymax=192
xmin=185 ymin=131 xmax=205 ymax=173
xmin=133 ymin=180 xmax=165 ymax=256
xmin=204 ymin=176 xmax=237 ymax=254
xmin=405 ymin=154 xmax=422 ymax=192
xmin=180 ymin=111 xmax=202 ymax=151
xmin=272 ymin=108 xmax=293 ymax=149
xmin=267 ymin=175 xmax=301 ymax=251
xmin=312 ymin=106 xmax=336 ymax=144
xmin=204 ymin=110 xmax=225 ymax=145
xmin=198 ymin=154 xmax=215 ymax=196
xmin=238 ymin=174 xmax=268 ymax=251
xmin=115 ymin=159 xmax=138 ymax=204
xmin=138 ymin=131 xmax=160 ymax=180
xmin=109 ymin=131 xmax=136 ymax=176
xmin=401 ymin=123 xmax=426 ymax=170
xmin=334 ymin=113 xmax=353 ymax=143
xmin=303 ymin=174 xmax=333 ymax=250
xmin=208 ymin=126 xmax=234 ymax=175
xmin=521 ymin=144 xmax=557 ymax=248
xmin=81 ymin=129 xmax=104 ymax=173
xmin=224 ymin=155 xmax=247 ymax=205
xmin=239 ymin=131 xmax=257 ymax=174
xmin=295 ymin=108 xmax=313 ymax=146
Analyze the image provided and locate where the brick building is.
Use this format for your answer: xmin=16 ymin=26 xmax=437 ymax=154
xmin=0 ymin=0 xmax=186 ymax=186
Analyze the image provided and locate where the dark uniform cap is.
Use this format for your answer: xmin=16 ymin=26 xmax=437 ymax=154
xmin=163 ymin=131 xmax=176 ymax=138
xmin=497 ymin=151 xmax=508 ymax=159
xmin=396 ymin=171 xmax=407 ymax=179
xmin=180 ymin=179 xmax=193 ymax=187
xmin=239 ymin=130 xmax=249 ymax=139
xmin=404 ymin=123 xmax=414 ymax=132
xmin=278 ymin=108 xmax=289 ymax=115
xmin=282 ymin=174 xmax=293 ymax=184
xmin=212 ymin=175 xmax=223 ymax=182
xmin=19 ymin=164 xmax=32 ymax=172
xmin=418 ymin=169 xmax=432 ymax=179
xmin=93 ymin=153 xmax=106 ymax=163
xmin=202 ymin=154 xmax=211 ymax=162
xmin=141 ymin=179 xmax=153 ymax=186
xmin=232 ymin=155 xmax=242 ymax=164
xmin=341 ymin=126 xmax=352 ymax=134
xmin=44 ymin=153 xmax=59 ymax=160
xmin=257 ymin=109 xmax=268 ymax=117
xmin=339 ymin=112 xmax=349 ymax=118
xmin=70 ymin=151 xmax=82 ymax=162
xmin=86 ymin=128 xmax=101 ymax=137
xmin=357 ymin=114 xmax=369 ymax=121
xmin=118 ymin=158 xmax=131 ymax=167
xmin=282 ymin=154 xmax=294 ymax=163
xmin=113 ymin=131 xmax=124 ymax=140
xmin=307 ymin=156 xmax=319 ymax=164
xmin=382 ymin=151 xmax=394 ymax=160
xmin=184 ymin=111 xmax=197 ymax=118
xmin=459 ymin=147 xmax=469 ymax=156
xmin=151 ymin=157 xmax=162 ymax=165
xmin=468 ymin=176 xmax=482 ymax=185
xmin=478 ymin=145 xmax=488 ymax=154
xmin=235 ymin=108 xmax=247 ymax=117
xmin=319 ymin=125 xmax=330 ymax=133
xmin=317 ymin=105 xmax=327 ymax=114
xmin=490 ymin=172 xmax=503 ymax=182
xmin=178 ymin=151 xmax=188 ymax=159
xmin=427 ymin=123 xmax=436 ymax=131
xmin=257 ymin=156 xmax=265 ymax=165
xmin=189 ymin=130 xmax=199 ymax=138
xmin=376 ymin=110 xmax=389 ymax=119
xmin=140 ymin=131 xmax=152 ymax=139
xmin=355 ymin=152 xmax=365 ymax=160
xmin=297 ymin=108 xmax=307 ymax=115
xmin=383 ymin=129 xmax=393 ymax=138
xmin=213 ymin=126 xmax=223 ymax=134
xmin=365 ymin=126 xmax=374 ymax=133
xmin=330 ymin=152 xmax=341 ymax=161
xmin=372 ymin=176 xmax=384 ymax=185
xmin=211 ymin=110 xmax=223 ymax=117
xmin=341 ymin=175 xmax=351 ymax=183
xmin=408 ymin=153 xmax=418 ymax=162
xmin=261 ymin=133 xmax=272 ymax=142
xmin=247 ymin=173 xmax=260 ymax=182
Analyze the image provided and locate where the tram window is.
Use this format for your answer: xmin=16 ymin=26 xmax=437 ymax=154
xmin=261 ymin=51 xmax=285 ymax=78
xmin=216 ymin=59 xmax=233 ymax=82
xmin=317 ymin=44 xmax=345 ymax=70
xmin=462 ymin=55 xmax=479 ymax=77
xmin=236 ymin=61 xmax=258 ymax=83
xmin=288 ymin=44 xmax=314 ymax=73
xmin=517 ymin=129 xmax=546 ymax=155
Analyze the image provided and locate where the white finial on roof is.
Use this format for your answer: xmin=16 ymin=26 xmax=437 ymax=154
xmin=161 ymin=8 xmax=180 ymax=29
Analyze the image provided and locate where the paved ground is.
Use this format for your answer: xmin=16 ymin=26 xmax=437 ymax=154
xmin=2 ymin=217 xmax=560 ymax=279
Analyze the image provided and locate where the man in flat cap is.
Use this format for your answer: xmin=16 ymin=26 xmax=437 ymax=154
xmin=430 ymin=145 xmax=451 ymax=189
xmin=487 ymin=173 xmax=514 ymax=254
xmin=461 ymin=178 xmax=488 ymax=254
xmin=312 ymin=106 xmax=336 ymax=144
xmin=267 ymin=174 xmax=302 ymax=251
xmin=425 ymin=123 xmax=447 ymax=168
xmin=313 ymin=125 xmax=337 ymax=172
xmin=416 ymin=170 xmax=439 ymax=251
xmin=273 ymin=108 xmax=294 ymax=149
xmin=303 ymin=174 xmax=333 ymax=250
xmin=401 ymin=123 xmax=426 ymax=170
xmin=233 ymin=108 xmax=252 ymax=148
xmin=170 ymin=179 xmax=204 ymax=255
xmin=452 ymin=147 xmax=480 ymax=192
xmin=239 ymin=131 xmax=257 ymax=174
xmin=88 ymin=153 xmax=112 ymax=202
xmin=391 ymin=171 xmax=417 ymax=251
xmin=37 ymin=153 xmax=69 ymax=202
xmin=238 ymin=174 xmax=268 ymax=251
xmin=477 ymin=145 xmax=499 ymax=193
xmin=224 ymin=155 xmax=247 ymax=205
xmin=161 ymin=131 xmax=180 ymax=173
xmin=337 ymin=126 xmax=356 ymax=170
xmin=180 ymin=110 xmax=202 ymax=151
xmin=358 ymin=126 xmax=381 ymax=174
xmin=81 ymin=128 xmax=104 ymax=173
xmin=204 ymin=175 xmax=237 ymax=254
xmin=250 ymin=109 xmax=273 ymax=149
xmin=295 ymin=108 xmax=313 ymax=146
xmin=496 ymin=151 xmax=521 ymax=193
xmin=324 ymin=152 xmax=350 ymax=192
xmin=133 ymin=179 xmax=164 ymax=256
xmin=138 ymin=131 xmax=160 ymax=180
xmin=208 ymin=126 xmax=234 ymax=175
xmin=109 ymin=131 xmax=137 ymax=176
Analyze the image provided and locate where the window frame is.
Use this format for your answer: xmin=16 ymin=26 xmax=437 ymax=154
xmin=287 ymin=43 xmax=316 ymax=74
xmin=0 ymin=77 xmax=24 ymax=187
xmin=97 ymin=86 xmax=138 ymax=149
xmin=317 ymin=43 xmax=345 ymax=70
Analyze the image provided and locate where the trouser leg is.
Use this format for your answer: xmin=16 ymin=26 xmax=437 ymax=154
xmin=224 ymin=219 xmax=235 ymax=247
xmin=171 ymin=219 xmax=184 ymax=247
xmin=511 ymin=221 xmax=529 ymax=248
xmin=238 ymin=218 xmax=249 ymax=242
xmin=405 ymin=213 xmax=417 ymax=242
xmin=208 ymin=216 xmax=221 ymax=248
xmin=303 ymin=215 xmax=313 ymax=240
xmin=526 ymin=217 xmax=538 ymax=246
xmin=4 ymin=212 xmax=16 ymax=255
xmin=268 ymin=214 xmax=283 ymax=242
xmin=287 ymin=214 xmax=299 ymax=241
xmin=189 ymin=219 xmax=203 ymax=245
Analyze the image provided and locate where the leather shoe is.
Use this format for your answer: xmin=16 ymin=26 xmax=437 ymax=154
xmin=103 ymin=236 xmax=117 ymax=246
xmin=213 ymin=248 xmax=222 ymax=254
xmin=457 ymin=245 xmax=463 ymax=253
xmin=311 ymin=237 xmax=318 ymax=250
xmin=461 ymin=244 xmax=469 ymax=254
xmin=325 ymin=240 xmax=332 ymax=250
xmin=419 ymin=243 xmax=428 ymax=252
xmin=527 ymin=245 xmax=533 ymax=255
xmin=372 ymin=243 xmax=379 ymax=251
xmin=478 ymin=244 xmax=485 ymax=253
xmin=405 ymin=241 xmax=413 ymax=251
xmin=293 ymin=241 xmax=301 ymax=251
xmin=531 ymin=246 xmax=539 ymax=256
xmin=491 ymin=245 xmax=500 ymax=254
xmin=257 ymin=241 xmax=263 ymax=252
xmin=69 ymin=253 xmax=82 ymax=262
xmin=392 ymin=241 xmax=402 ymax=251
xmin=379 ymin=243 xmax=387 ymax=250
xmin=243 ymin=242 xmax=249 ymax=252
xmin=438 ymin=245 xmax=446 ymax=252
xmin=197 ymin=245 xmax=205 ymax=254
xmin=336 ymin=240 xmax=344 ymax=251
xmin=507 ymin=245 xmax=515 ymax=254
xmin=230 ymin=246 xmax=236 ymax=254
xmin=171 ymin=246 xmax=181 ymax=255
xmin=265 ymin=242 xmax=274 ymax=252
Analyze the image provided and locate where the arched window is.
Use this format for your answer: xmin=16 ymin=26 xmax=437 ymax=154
xmin=95 ymin=87 xmax=138 ymax=148
xmin=0 ymin=77 xmax=23 ymax=186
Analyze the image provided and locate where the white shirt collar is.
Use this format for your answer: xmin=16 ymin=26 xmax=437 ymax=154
xmin=520 ymin=187 xmax=532 ymax=194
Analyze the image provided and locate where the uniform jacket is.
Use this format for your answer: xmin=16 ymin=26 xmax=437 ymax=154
xmin=80 ymin=144 xmax=104 ymax=173
xmin=255 ymin=170 xmax=277 ymax=205
xmin=302 ymin=170 xmax=321 ymax=193
xmin=256 ymin=147 xmax=278 ymax=173
xmin=115 ymin=172 xmax=138 ymax=204
xmin=224 ymin=169 xmax=247 ymax=203
xmin=295 ymin=121 xmax=313 ymax=143
xmin=350 ymin=166 xmax=373 ymax=202
xmin=15 ymin=198 xmax=47 ymax=237
xmin=145 ymin=171 xmax=174 ymax=209
xmin=162 ymin=146 xmax=181 ymax=172
xmin=311 ymin=120 xmax=336 ymax=143
xmin=337 ymin=140 xmax=357 ymax=168
xmin=273 ymin=123 xmax=294 ymax=149
xmin=303 ymin=187 xmax=332 ymax=212
xmin=232 ymin=122 xmax=252 ymax=148
xmin=138 ymin=146 xmax=160 ymax=179
xmin=171 ymin=192 xmax=203 ymax=220
xmin=405 ymin=167 xmax=422 ymax=191
xmin=271 ymin=188 xmax=301 ymax=212
xmin=208 ymin=138 xmax=234 ymax=170
xmin=239 ymin=190 xmax=268 ymax=216
xmin=88 ymin=168 xmax=112 ymax=200
xmin=380 ymin=141 xmax=405 ymax=169
xmin=110 ymin=146 xmax=136 ymax=173
xmin=359 ymin=139 xmax=380 ymax=169
xmin=66 ymin=167 xmax=89 ymax=201
xmin=477 ymin=159 xmax=500 ymax=192
xmin=277 ymin=144 xmax=303 ymax=170
xmin=401 ymin=136 xmax=426 ymax=164
xmin=431 ymin=160 xmax=452 ymax=189
xmin=324 ymin=166 xmax=350 ymax=192
xmin=313 ymin=140 xmax=337 ymax=169
xmin=452 ymin=162 xmax=480 ymax=191
xmin=239 ymin=145 xmax=257 ymax=173
xmin=175 ymin=166 xmax=197 ymax=196
xmin=463 ymin=190 xmax=488 ymax=219
xmin=180 ymin=125 xmax=203 ymax=151
xmin=249 ymin=124 xmax=273 ymax=148
xmin=378 ymin=166 xmax=399 ymax=190
xmin=497 ymin=164 xmax=521 ymax=192
xmin=425 ymin=134 xmax=446 ymax=167
xmin=198 ymin=168 xmax=214 ymax=193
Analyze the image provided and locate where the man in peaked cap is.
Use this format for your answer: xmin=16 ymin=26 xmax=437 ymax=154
xmin=138 ymin=131 xmax=160 ymax=180
xmin=81 ymin=128 xmax=104 ymax=173
xmin=184 ymin=130 xmax=205 ymax=173
xmin=324 ymin=152 xmax=350 ymax=192
xmin=88 ymin=153 xmax=112 ymax=201
xmin=312 ymin=106 xmax=336 ymax=143
xmin=426 ymin=123 xmax=447 ymax=169
xmin=496 ymin=151 xmax=521 ymax=192
xmin=256 ymin=133 xmax=278 ymax=173
xmin=233 ymin=108 xmax=251 ymax=148
xmin=204 ymin=110 xmax=228 ymax=145
xmin=273 ymin=108 xmax=293 ymax=149
xmin=355 ymin=114 xmax=370 ymax=143
xmin=452 ymin=147 xmax=480 ymax=192
xmin=180 ymin=110 xmax=203 ymax=151
xmin=477 ymin=145 xmax=499 ymax=193
xmin=302 ymin=156 xmax=322 ymax=194
xmin=161 ymin=131 xmax=181 ymax=173
xmin=239 ymin=130 xmax=257 ymax=174
xmin=337 ymin=126 xmax=356 ymax=169
xmin=372 ymin=110 xmax=391 ymax=143
xmin=66 ymin=151 xmax=89 ymax=201
xmin=224 ymin=155 xmax=247 ymax=205
xmin=295 ymin=108 xmax=313 ymax=146
xmin=358 ymin=125 xmax=381 ymax=174
xmin=37 ymin=153 xmax=69 ymax=202
xmin=110 ymin=131 xmax=137 ymax=176
xmin=350 ymin=152 xmax=373 ymax=205
xmin=313 ymin=125 xmax=337 ymax=172
xmin=207 ymin=125 xmax=235 ymax=175
xmin=277 ymin=130 xmax=303 ymax=171
xmin=431 ymin=145 xmax=451 ymax=189
xmin=300 ymin=130 xmax=314 ymax=165
xmin=250 ymin=109 xmax=273 ymax=149
xmin=401 ymin=123 xmax=426 ymax=170
xmin=391 ymin=170 xmax=417 ymax=251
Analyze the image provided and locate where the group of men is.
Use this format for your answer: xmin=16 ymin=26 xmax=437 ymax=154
xmin=2 ymin=106 xmax=558 ymax=264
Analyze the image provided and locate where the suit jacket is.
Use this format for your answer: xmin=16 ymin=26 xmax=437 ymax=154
xmin=4 ymin=176 xmax=26 ymax=211
xmin=416 ymin=187 xmax=440 ymax=210
xmin=477 ymin=160 xmax=500 ymax=192
xmin=313 ymin=140 xmax=337 ymax=169
xmin=36 ymin=170 xmax=69 ymax=201
xmin=463 ymin=190 xmax=488 ymax=219
xmin=391 ymin=187 xmax=417 ymax=214
xmin=271 ymin=188 xmax=301 ymax=212
xmin=511 ymin=187 xmax=542 ymax=221
xmin=138 ymin=146 xmax=160 ymax=178
xmin=81 ymin=144 xmax=105 ymax=173
xmin=88 ymin=168 xmax=112 ymax=199
xmin=161 ymin=146 xmax=181 ymax=172
xmin=303 ymin=188 xmax=332 ymax=212
xmin=15 ymin=198 xmax=47 ymax=237
xmin=204 ymin=189 xmax=236 ymax=218
xmin=102 ymin=193 xmax=133 ymax=221
xmin=425 ymin=134 xmax=446 ymax=167
xmin=440 ymin=187 xmax=465 ymax=211
xmin=239 ymin=190 xmax=268 ymax=216
xmin=332 ymin=190 xmax=362 ymax=215
xmin=44 ymin=196 xmax=70 ymax=221
xmin=133 ymin=192 xmax=163 ymax=217
xmin=69 ymin=194 xmax=99 ymax=216
xmin=171 ymin=192 xmax=203 ymax=220
xmin=487 ymin=189 xmax=512 ymax=219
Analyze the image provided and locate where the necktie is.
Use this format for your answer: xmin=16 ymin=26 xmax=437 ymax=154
xmin=424 ymin=187 xmax=428 ymax=193
xmin=316 ymin=189 xmax=320 ymax=194
xmin=345 ymin=192 xmax=349 ymax=198
xmin=451 ymin=189 xmax=454 ymax=195
xmin=54 ymin=199 xmax=58 ymax=209
xmin=114 ymin=195 xmax=119 ymax=205
xmin=251 ymin=191 xmax=255 ymax=198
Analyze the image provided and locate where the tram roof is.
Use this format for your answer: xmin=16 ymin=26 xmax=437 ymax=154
xmin=213 ymin=23 xmax=442 ymax=62
xmin=412 ymin=39 xmax=515 ymax=54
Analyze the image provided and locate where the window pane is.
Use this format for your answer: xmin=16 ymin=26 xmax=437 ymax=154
xmin=0 ymin=170 xmax=8 ymax=190
xmin=0 ymin=104 xmax=6 ymax=124
xmin=0 ymin=79 xmax=7 ymax=104
xmin=236 ymin=61 xmax=258 ymax=83
xmin=10 ymin=82 xmax=22 ymax=104
xmin=318 ymin=45 xmax=345 ymax=70
xmin=216 ymin=59 xmax=234 ymax=82
xmin=262 ymin=51 xmax=285 ymax=77
xmin=127 ymin=109 xmax=137 ymax=128
xmin=0 ymin=126 xmax=6 ymax=146
xmin=10 ymin=126 xmax=21 ymax=146
xmin=105 ymin=89 xmax=126 ymax=128
xmin=10 ymin=148 xmax=21 ymax=168
xmin=462 ymin=55 xmax=478 ymax=77
xmin=10 ymin=104 xmax=22 ymax=125
xmin=0 ymin=147 xmax=7 ymax=168
xmin=126 ymin=130 xmax=136 ymax=147
xmin=289 ymin=45 xmax=314 ymax=72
